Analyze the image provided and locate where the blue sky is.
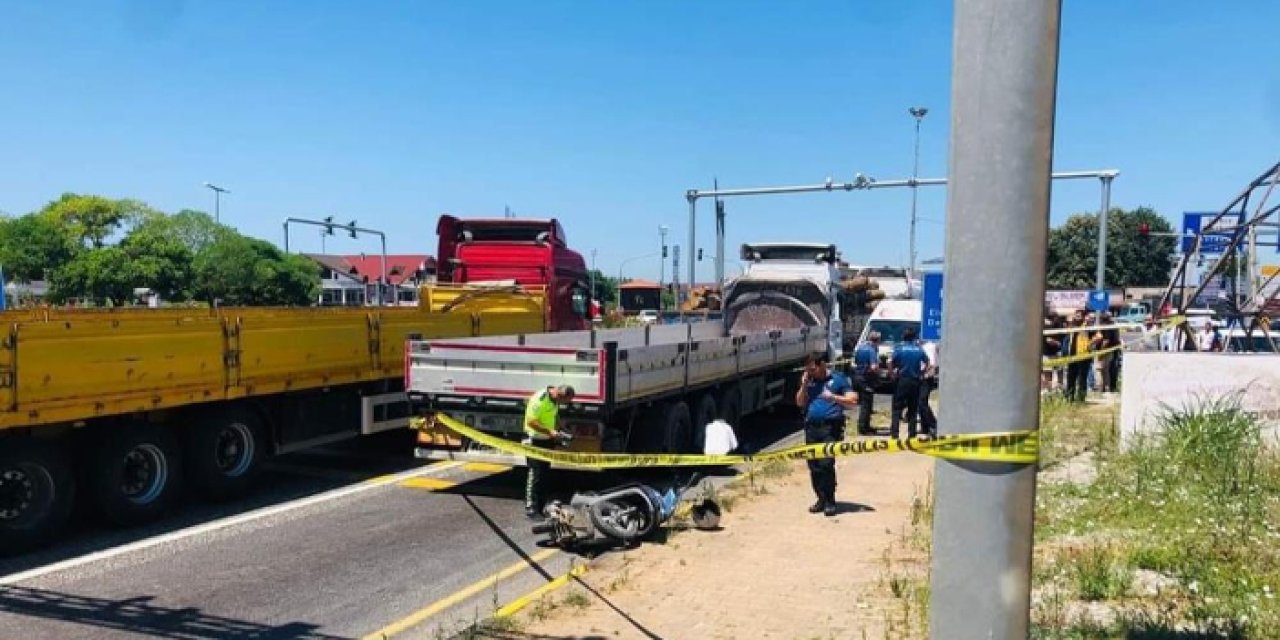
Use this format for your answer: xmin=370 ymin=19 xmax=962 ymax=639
xmin=1 ymin=1 xmax=1277 ymax=282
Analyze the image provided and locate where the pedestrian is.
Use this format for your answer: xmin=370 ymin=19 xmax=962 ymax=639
xmin=853 ymin=331 xmax=881 ymax=435
xmin=523 ymin=384 xmax=575 ymax=519
xmin=1197 ymin=322 xmax=1222 ymax=352
xmin=889 ymin=327 xmax=929 ymax=439
xmin=1064 ymin=312 xmax=1099 ymax=402
xmin=1042 ymin=317 xmax=1063 ymax=392
xmin=918 ymin=339 xmax=939 ymax=436
xmin=796 ymin=353 xmax=857 ymax=517
xmin=1099 ymin=313 xmax=1120 ymax=393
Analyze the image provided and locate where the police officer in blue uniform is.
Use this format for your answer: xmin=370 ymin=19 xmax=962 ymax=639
xmin=853 ymin=332 xmax=881 ymax=435
xmin=889 ymin=327 xmax=930 ymax=439
xmin=796 ymin=354 xmax=858 ymax=516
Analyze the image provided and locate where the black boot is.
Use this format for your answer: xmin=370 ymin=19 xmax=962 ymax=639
xmin=823 ymin=493 xmax=838 ymax=517
xmin=808 ymin=498 xmax=825 ymax=514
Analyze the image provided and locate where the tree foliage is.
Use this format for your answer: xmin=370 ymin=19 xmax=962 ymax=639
xmin=0 ymin=214 xmax=80 ymax=281
xmin=1047 ymin=207 xmax=1177 ymax=289
xmin=586 ymin=269 xmax=618 ymax=304
xmin=2 ymin=196 xmax=319 ymax=307
xmin=192 ymin=235 xmax=319 ymax=306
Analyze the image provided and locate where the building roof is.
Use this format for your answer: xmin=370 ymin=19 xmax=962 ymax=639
xmin=304 ymin=254 xmax=436 ymax=286
xmin=619 ymin=279 xmax=661 ymax=289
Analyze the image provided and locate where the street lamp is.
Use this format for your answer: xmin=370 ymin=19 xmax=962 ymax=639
xmin=590 ymin=248 xmax=597 ymax=302
xmin=907 ymin=107 xmax=928 ymax=283
xmin=658 ymin=225 xmax=669 ymax=310
xmin=618 ymin=252 xmax=661 ymax=283
xmin=203 ymin=182 xmax=230 ymax=223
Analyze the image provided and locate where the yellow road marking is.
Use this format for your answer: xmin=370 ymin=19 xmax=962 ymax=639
xmin=361 ymin=547 xmax=561 ymax=640
xmin=362 ymin=461 xmax=464 ymax=486
xmin=494 ymin=563 xmax=589 ymax=618
xmin=462 ymin=462 xmax=511 ymax=474
xmin=399 ymin=477 xmax=457 ymax=491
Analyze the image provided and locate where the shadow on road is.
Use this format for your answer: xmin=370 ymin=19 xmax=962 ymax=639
xmin=0 ymin=585 xmax=344 ymax=639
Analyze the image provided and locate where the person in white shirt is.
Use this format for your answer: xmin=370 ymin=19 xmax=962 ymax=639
xmin=1197 ymin=323 xmax=1221 ymax=352
xmin=918 ymin=340 xmax=939 ymax=436
xmin=702 ymin=419 xmax=738 ymax=455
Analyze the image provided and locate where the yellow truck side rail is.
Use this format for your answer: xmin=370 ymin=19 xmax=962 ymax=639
xmin=0 ymin=285 xmax=547 ymax=430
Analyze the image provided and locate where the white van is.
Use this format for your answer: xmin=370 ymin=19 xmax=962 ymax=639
xmin=856 ymin=299 xmax=923 ymax=392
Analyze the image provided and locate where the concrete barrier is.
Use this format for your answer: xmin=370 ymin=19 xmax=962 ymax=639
xmin=1120 ymin=352 xmax=1280 ymax=445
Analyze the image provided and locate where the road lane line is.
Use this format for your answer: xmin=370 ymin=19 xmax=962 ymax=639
xmin=493 ymin=562 xmax=588 ymax=618
xmin=461 ymin=462 xmax=511 ymax=474
xmin=362 ymin=547 xmax=561 ymax=640
xmin=0 ymin=460 xmax=465 ymax=586
xmin=399 ymin=477 xmax=457 ymax=491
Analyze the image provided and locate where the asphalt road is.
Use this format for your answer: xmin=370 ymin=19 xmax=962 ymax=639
xmin=0 ymin=415 xmax=803 ymax=640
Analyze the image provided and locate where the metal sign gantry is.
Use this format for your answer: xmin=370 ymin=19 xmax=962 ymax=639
xmin=684 ymin=170 xmax=1118 ymax=294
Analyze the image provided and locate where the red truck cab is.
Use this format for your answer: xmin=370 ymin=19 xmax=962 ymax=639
xmin=436 ymin=215 xmax=593 ymax=331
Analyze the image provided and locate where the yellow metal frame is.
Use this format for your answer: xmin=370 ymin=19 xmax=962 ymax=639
xmin=0 ymin=285 xmax=546 ymax=430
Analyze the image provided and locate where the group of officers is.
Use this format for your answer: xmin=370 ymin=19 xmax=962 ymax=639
xmin=518 ymin=331 xmax=939 ymax=520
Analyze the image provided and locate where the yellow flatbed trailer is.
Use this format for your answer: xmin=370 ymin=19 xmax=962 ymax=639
xmin=0 ymin=285 xmax=546 ymax=554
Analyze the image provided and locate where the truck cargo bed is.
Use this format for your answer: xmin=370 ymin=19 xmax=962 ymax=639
xmin=407 ymin=321 xmax=826 ymax=411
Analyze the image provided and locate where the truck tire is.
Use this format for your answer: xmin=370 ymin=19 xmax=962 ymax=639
xmin=662 ymin=401 xmax=693 ymax=454
xmin=183 ymin=408 xmax=265 ymax=501
xmin=691 ymin=395 xmax=717 ymax=454
xmin=83 ymin=423 xmax=183 ymax=527
xmin=716 ymin=385 xmax=743 ymax=427
xmin=635 ymin=401 xmax=692 ymax=454
xmin=0 ymin=439 xmax=75 ymax=556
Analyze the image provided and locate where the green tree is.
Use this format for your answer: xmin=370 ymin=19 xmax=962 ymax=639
xmin=47 ymin=247 xmax=137 ymax=305
xmin=37 ymin=193 xmax=155 ymax=248
xmin=0 ymin=214 xmax=80 ymax=281
xmin=120 ymin=220 xmax=195 ymax=302
xmin=586 ymin=269 xmax=618 ymax=304
xmin=193 ymin=234 xmax=319 ymax=306
xmin=1047 ymin=207 xmax=1176 ymax=289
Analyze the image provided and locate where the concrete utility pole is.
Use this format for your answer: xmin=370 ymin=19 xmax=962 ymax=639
xmin=929 ymin=1 xmax=1061 ymax=639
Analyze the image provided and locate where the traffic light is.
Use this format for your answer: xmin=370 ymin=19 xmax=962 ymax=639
xmin=348 ymin=220 xmax=358 ymax=239
xmin=1138 ymin=222 xmax=1150 ymax=239
xmin=662 ymin=245 xmax=668 ymax=258
xmin=323 ymin=216 xmax=335 ymax=235
xmin=697 ymin=248 xmax=704 ymax=262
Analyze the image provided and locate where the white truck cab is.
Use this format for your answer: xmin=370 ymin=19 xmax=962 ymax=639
xmin=856 ymin=299 xmax=924 ymax=392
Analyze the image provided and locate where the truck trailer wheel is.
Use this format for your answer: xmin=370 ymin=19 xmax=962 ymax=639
xmin=691 ymin=395 xmax=717 ymax=454
xmin=716 ymin=385 xmax=743 ymax=428
xmin=84 ymin=424 xmax=183 ymax=527
xmin=0 ymin=439 xmax=75 ymax=556
xmin=661 ymin=401 xmax=693 ymax=454
xmin=184 ymin=409 xmax=265 ymax=501
xmin=636 ymin=401 xmax=692 ymax=454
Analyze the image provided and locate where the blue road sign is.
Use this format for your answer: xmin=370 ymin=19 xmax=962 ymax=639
xmin=1181 ymin=212 xmax=1241 ymax=254
xmin=922 ymin=272 xmax=943 ymax=341
xmin=1087 ymin=289 xmax=1109 ymax=312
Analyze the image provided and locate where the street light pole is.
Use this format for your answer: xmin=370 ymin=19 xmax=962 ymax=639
xmin=203 ymin=182 xmax=229 ymax=223
xmin=909 ymin=107 xmax=928 ymax=284
xmin=1096 ymin=174 xmax=1115 ymax=312
xmin=658 ymin=225 xmax=669 ymax=309
xmin=590 ymin=249 xmax=597 ymax=302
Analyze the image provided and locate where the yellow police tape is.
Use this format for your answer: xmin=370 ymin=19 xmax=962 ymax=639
xmin=1040 ymin=315 xmax=1187 ymax=369
xmin=416 ymin=414 xmax=1039 ymax=467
